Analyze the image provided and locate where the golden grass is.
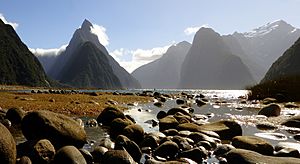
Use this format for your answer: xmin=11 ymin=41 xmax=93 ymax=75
xmin=0 ymin=91 xmax=152 ymax=117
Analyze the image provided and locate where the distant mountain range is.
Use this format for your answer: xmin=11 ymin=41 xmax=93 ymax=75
xmin=178 ymin=28 xmax=255 ymax=89
xmin=42 ymin=20 xmax=140 ymax=89
xmin=262 ymin=36 xmax=300 ymax=83
xmin=132 ymin=20 xmax=300 ymax=89
xmin=225 ymin=20 xmax=300 ymax=81
xmin=0 ymin=19 xmax=51 ymax=87
xmin=132 ymin=41 xmax=191 ymax=89
xmin=2 ymin=17 xmax=298 ymax=89
xmin=249 ymin=35 xmax=300 ymax=101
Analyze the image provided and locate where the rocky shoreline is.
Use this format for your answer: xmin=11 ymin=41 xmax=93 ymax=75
xmin=1 ymin=90 xmax=300 ymax=163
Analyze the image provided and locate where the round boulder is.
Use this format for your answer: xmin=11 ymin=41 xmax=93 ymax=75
xmin=0 ymin=123 xmax=16 ymax=164
xmin=159 ymin=115 xmax=179 ymax=131
xmin=225 ymin=148 xmax=300 ymax=164
xmin=102 ymin=150 xmax=135 ymax=164
xmin=179 ymin=147 xmax=208 ymax=163
xmin=154 ymin=141 xmax=179 ymax=159
xmin=122 ymin=124 xmax=144 ymax=144
xmin=115 ymin=135 xmax=142 ymax=162
xmin=111 ymin=118 xmax=134 ymax=134
xmin=52 ymin=146 xmax=86 ymax=164
xmin=258 ymin=104 xmax=281 ymax=117
xmin=232 ymin=136 xmax=274 ymax=155
xmin=282 ymin=115 xmax=300 ymax=128
xmin=21 ymin=110 xmax=87 ymax=148
xmin=17 ymin=156 xmax=32 ymax=164
xmin=97 ymin=107 xmax=125 ymax=126
xmin=197 ymin=120 xmax=242 ymax=140
xmin=91 ymin=146 xmax=108 ymax=163
xmin=17 ymin=139 xmax=55 ymax=163
xmin=6 ymin=107 xmax=26 ymax=124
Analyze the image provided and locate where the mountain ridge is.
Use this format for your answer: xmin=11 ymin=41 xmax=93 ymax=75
xmin=0 ymin=19 xmax=51 ymax=87
xmin=178 ymin=27 xmax=255 ymax=89
xmin=47 ymin=19 xmax=140 ymax=89
xmin=132 ymin=41 xmax=191 ymax=88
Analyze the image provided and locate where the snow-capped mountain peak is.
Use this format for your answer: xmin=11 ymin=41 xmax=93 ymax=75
xmin=243 ymin=19 xmax=297 ymax=38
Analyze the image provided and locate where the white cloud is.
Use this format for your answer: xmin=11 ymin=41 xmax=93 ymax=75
xmin=131 ymin=46 xmax=169 ymax=62
xmin=184 ymin=24 xmax=210 ymax=35
xmin=90 ymin=24 xmax=109 ymax=46
xmin=29 ymin=44 xmax=67 ymax=57
xmin=110 ymin=48 xmax=125 ymax=62
xmin=119 ymin=61 xmax=147 ymax=74
xmin=110 ymin=45 xmax=171 ymax=73
xmin=0 ymin=13 xmax=19 ymax=30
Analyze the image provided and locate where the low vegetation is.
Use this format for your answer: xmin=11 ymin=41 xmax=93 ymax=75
xmin=248 ymin=75 xmax=300 ymax=102
xmin=0 ymin=91 xmax=151 ymax=117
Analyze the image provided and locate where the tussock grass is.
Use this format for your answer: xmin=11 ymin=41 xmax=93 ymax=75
xmin=0 ymin=91 xmax=151 ymax=117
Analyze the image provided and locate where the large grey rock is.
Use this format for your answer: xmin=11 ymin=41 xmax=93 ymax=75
xmin=21 ymin=110 xmax=87 ymax=148
xmin=232 ymin=136 xmax=274 ymax=155
xmin=225 ymin=148 xmax=300 ymax=164
xmin=0 ymin=123 xmax=16 ymax=164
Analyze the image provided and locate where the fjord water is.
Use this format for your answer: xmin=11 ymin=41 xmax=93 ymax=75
xmin=123 ymin=89 xmax=300 ymax=146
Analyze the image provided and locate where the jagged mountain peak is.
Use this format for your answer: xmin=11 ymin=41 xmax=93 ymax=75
xmin=195 ymin=27 xmax=220 ymax=37
xmin=175 ymin=41 xmax=191 ymax=47
xmin=81 ymin=19 xmax=93 ymax=30
xmin=243 ymin=19 xmax=297 ymax=38
xmin=167 ymin=41 xmax=191 ymax=53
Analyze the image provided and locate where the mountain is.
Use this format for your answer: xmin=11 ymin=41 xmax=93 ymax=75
xmin=0 ymin=19 xmax=50 ymax=87
xmin=228 ymin=20 xmax=300 ymax=81
xmin=36 ymin=55 xmax=58 ymax=73
xmin=261 ymin=37 xmax=300 ymax=82
xmin=59 ymin=41 xmax=122 ymax=88
xmin=178 ymin=27 xmax=255 ymax=89
xmin=48 ymin=19 xmax=140 ymax=88
xmin=131 ymin=41 xmax=191 ymax=89
xmin=249 ymin=37 xmax=300 ymax=101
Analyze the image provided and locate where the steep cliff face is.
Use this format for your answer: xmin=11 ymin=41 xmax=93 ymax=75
xmin=0 ymin=19 xmax=50 ymax=87
xmin=261 ymin=37 xmax=300 ymax=83
xmin=229 ymin=20 xmax=300 ymax=81
xmin=48 ymin=19 xmax=140 ymax=88
xmin=58 ymin=41 xmax=122 ymax=88
xmin=178 ymin=28 xmax=254 ymax=89
xmin=132 ymin=41 xmax=191 ymax=89
xmin=248 ymin=37 xmax=300 ymax=101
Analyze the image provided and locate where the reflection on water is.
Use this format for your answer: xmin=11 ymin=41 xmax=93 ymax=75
xmin=125 ymin=90 xmax=300 ymax=146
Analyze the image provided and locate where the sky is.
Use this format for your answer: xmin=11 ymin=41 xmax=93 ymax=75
xmin=1 ymin=0 xmax=300 ymax=72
